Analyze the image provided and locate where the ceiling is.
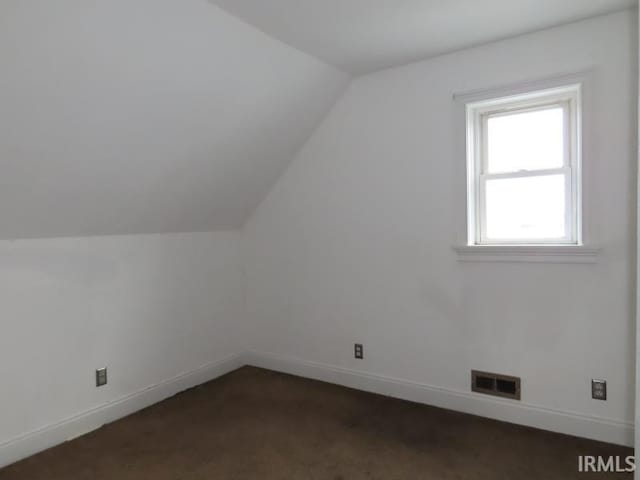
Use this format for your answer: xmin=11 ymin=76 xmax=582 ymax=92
xmin=0 ymin=0 xmax=348 ymax=239
xmin=211 ymin=0 xmax=637 ymax=74
xmin=0 ymin=0 xmax=634 ymax=240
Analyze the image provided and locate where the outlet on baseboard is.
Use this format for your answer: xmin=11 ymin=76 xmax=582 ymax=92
xmin=354 ymin=343 xmax=363 ymax=359
xmin=96 ymin=368 xmax=107 ymax=387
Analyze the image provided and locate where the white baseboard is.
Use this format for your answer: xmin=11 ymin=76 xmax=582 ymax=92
xmin=245 ymin=350 xmax=634 ymax=447
xmin=1 ymin=350 xmax=632 ymax=471
xmin=0 ymin=353 xmax=244 ymax=469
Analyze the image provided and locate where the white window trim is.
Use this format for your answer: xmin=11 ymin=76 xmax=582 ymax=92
xmin=453 ymin=245 xmax=600 ymax=264
xmin=468 ymin=84 xmax=581 ymax=245
xmin=452 ymin=71 xmax=600 ymax=263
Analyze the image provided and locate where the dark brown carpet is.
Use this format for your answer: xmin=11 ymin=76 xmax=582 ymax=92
xmin=0 ymin=366 xmax=632 ymax=479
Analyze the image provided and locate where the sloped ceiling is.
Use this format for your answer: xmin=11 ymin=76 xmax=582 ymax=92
xmin=0 ymin=0 xmax=350 ymax=239
xmin=211 ymin=0 xmax=637 ymax=74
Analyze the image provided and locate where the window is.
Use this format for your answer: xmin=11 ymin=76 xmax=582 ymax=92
xmin=465 ymin=84 xmax=581 ymax=246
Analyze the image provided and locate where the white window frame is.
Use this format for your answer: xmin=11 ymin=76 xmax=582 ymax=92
xmin=465 ymin=84 xmax=582 ymax=246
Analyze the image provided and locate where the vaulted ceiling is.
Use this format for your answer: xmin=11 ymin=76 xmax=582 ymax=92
xmin=212 ymin=0 xmax=636 ymax=74
xmin=0 ymin=0 xmax=635 ymax=239
xmin=0 ymin=0 xmax=349 ymax=239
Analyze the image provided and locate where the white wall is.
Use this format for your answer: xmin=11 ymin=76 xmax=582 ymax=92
xmin=244 ymin=10 xmax=638 ymax=445
xmin=0 ymin=231 xmax=244 ymax=464
xmin=0 ymin=9 xmax=635 ymax=470
xmin=0 ymin=0 xmax=349 ymax=239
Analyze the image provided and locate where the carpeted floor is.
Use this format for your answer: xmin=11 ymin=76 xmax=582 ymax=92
xmin=0 ymin=366 xmax=632 ymax=479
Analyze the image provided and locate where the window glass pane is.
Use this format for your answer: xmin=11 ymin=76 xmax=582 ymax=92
xmin=484 ymin=174 xmax=566 ymax=241
xmin=487 ymin=107 xmax=564 ymax=174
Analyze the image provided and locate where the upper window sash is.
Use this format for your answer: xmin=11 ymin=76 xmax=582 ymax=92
xmin=479 ymin=101 xmax=571 ymax=176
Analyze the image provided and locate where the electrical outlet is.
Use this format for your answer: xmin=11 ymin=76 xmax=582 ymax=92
xmin=591 ymin=379 xmax=606 ymax=400
xmin=354 ymin=343 xmax=363 ymax=359
xmin=96 ymin=367 xmax=107 ymax=387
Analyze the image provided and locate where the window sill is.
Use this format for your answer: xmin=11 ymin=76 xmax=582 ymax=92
xmin=453 ymin=245 xmax=601 ymax=264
